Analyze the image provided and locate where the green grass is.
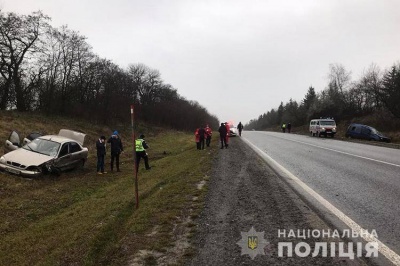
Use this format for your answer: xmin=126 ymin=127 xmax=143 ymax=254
xmin=0 ymin=111 xmax=213 ymax=265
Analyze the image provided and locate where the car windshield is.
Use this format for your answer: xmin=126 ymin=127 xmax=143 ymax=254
xmin=370 ymin=127 xmax=379 ymax=135
xmin=320 ymin=121 xmax=336 ymax=126
xmin=22 ymin=138 xmax=60 ymax=157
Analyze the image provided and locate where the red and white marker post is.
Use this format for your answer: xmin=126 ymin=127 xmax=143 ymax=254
xmin=130 ymin=105 xmax=139 ymax=209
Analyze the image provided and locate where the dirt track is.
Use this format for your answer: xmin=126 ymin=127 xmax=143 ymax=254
xmin=186 ymin=137 xmax=366 ymax=265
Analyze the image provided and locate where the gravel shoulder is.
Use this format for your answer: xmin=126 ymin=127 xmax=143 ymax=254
xmin=186 ymin=137 xmax=367 ymax=265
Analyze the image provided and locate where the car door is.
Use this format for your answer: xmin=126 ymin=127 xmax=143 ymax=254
xmin=54 ymin=143 xmax=72 ymax=171
xmin=360 ymin=127 xmax=371 ymax=140
xmin=69 ymin=142 xmax=84 ymax=168
xmin=4 ymin=131 xmax=21 ymax=153
xmin=316 ymin=121 xmax=320 ymax=133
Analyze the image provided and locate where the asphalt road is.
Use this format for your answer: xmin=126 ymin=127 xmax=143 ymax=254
xmin=242 ymin=131 xmax=400 ymax=259
xmin=188 ymin=137 xmax=363 ymax=265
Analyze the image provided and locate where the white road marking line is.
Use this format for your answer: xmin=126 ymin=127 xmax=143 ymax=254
xmin=259 ymin=132 xmax=400 ymax=168
xmin=242 ymin=137 xmax=400 ymax=265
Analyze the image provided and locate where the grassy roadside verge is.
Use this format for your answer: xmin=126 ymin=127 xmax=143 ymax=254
xmin=0 ymin=111 xmax=214 ymax=265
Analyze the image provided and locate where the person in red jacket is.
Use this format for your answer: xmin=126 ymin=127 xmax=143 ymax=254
xmin=195 ymin=128 xmax=200 ymax=149
xmin=225 ymin=122 xmax=230 ymax=146
xmin=205 ymin=124 xmax=212 ymax=147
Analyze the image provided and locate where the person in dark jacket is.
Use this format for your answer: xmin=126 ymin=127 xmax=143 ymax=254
xmin=96 ymin=136 xmax=107 ymax=174
xmin=198 ymin=125 xmax=206 ymax=150
xmin=287 ymin=123 xmax=292 ymax=133
xmin=108 ymin=130 xmax=123 ymax=172
xmin=237 ymin=122 xmax=244 ymax=136
xmin=135 ymin=134 xmax=151 ymax=170
xmin=218 ymin=123 xmax=228 ymax=149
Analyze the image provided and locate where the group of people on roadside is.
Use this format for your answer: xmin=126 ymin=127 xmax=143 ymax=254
xmin=281 ymin=123 xmax=292 ymax=133
xmin=194 ymin=125 xmax=213 ymax=150
xmin=96 ymin=131 xmax=123 ymax=174
xmin=195 ymin=122 xmax=244 ymax=150
xmin=218 ymin=121 xmax=243 ymax=149
xmin=96 ymin=131 xmax=150 ymax=174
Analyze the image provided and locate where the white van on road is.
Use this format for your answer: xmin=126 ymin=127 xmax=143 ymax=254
xmin=309 ymin=118 xmax=337 ymax=137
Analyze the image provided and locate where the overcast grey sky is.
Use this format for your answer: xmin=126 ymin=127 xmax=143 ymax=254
xmin=1 ymin=0 xmax=400 ymax=124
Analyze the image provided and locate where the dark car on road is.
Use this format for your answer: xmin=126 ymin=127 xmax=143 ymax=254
xmin=345 ymin=123 xmax=391 ymax=143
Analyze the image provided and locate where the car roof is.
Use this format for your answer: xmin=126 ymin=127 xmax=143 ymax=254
xmin=38 ymin=135 xmax=81 ymax=144
xmin=349 ymin=123 xmax=369 ymax=127
xmin=349 ymin=123 xmax=379 ymax=130
xmin=312 ymin=119 xmax=335 ymax=121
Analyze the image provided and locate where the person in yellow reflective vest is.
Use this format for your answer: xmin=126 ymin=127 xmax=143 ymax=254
xmin=135 ymin=134 xmax=151 ymax=170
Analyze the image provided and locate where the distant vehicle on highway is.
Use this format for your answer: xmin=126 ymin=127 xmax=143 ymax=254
xmin=309 ymin=118 xmax=337 ymax=137
xmin=345 ymin=123 xmax=391 ymax=143
xmin=229 ymin=125 xmax=238 ymax=137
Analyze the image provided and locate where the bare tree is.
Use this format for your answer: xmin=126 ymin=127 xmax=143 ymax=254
xmin=0 ymin=10 xmax=49 ymax=110
xmin=362 ymin=64 xmax=382 ymax=109
xmin=328 ymin=63 xmax=352 ymax=94
xmin=0 ymin=10 xmax=220 ymax=131
xmin=140 ymin=68 xmax=162 ymax=105
xmin=128 ymin=63 xmax=147 ymax=102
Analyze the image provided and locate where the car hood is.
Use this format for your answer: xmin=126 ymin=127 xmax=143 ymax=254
xmin=3 ymin=148 xmax=53 ymax=166
xmin=373 ymin=133 xmax=389 ymax=138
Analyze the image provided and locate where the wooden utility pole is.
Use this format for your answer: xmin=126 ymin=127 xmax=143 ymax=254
xmin=131 ymin=105 xmax=139 ymax=209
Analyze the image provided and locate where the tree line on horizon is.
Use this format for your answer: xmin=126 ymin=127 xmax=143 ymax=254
xmin=0 ymin=10 xmax=219 ymax=131
xmin=246 ymin=62 xmax=400 ymax=132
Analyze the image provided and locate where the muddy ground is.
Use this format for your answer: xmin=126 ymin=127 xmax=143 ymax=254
xmin=186 ymin=137 xmax=367 ymax=266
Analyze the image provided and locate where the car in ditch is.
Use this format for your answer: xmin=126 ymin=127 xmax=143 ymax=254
xmin=0 ymin=129 xmax=88 ymax=177
xmin=345 ymin=123 xmax=391 ymax=143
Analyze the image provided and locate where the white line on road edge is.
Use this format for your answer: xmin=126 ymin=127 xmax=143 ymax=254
xmin=265 ymin=132 xmax=400 ymax=168
xmin=242 ymin=137 xmax=400 ymax=265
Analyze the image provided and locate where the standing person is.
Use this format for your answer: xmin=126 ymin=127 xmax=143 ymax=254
xmin=287 ymin=123 xmax=292 ymax=133
xmin=108 ymin=130 xmax=123 ymax=172
xmin=237 ymin=122 xmax=244 ymax=136
xmin=218 ymin=123 xmax=228 ymax=149
xmin=225 ymin=122 xmax=230 ymax=147
xmin=96 ymin=135 xmax=107 ymax=174
xmin=282 ymin=123 xmax=286 ymax=133
xmin=135 ymin=134 xmax=151 ymax=170
xmin=198 ymin=125 xmax=206 ymax=150
xmin=205 ymin=124 xmax=212 ymax=147
xmin=194 ymin=128 xmax=201 ymax=150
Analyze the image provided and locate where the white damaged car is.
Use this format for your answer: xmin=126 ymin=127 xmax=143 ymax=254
xmin=0 ymin=129 xmax=88 ymax=177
